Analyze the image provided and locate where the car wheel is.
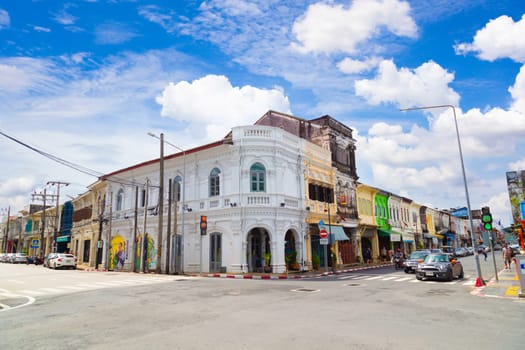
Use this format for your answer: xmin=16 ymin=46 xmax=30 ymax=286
xmin=404 ymin=268 xmax=409 ymax=273
xmin=458 ymin=268 xmax=464 ymax=279
xmin=446 ymin=269 xmax=453 ymax=281
xmin=416 ymin=275 xmax=422 ymax=280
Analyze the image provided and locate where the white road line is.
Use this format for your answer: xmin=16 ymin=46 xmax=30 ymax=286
xmin=409 ymin=279 xmax=420 ymax=283
xmin=60 ymin=286 xmax=85 ymax=290
xmin=337 ymin=275 xmax=356 ymax=280
xmin=38 ymin=287 xmax=67 ymax=293
xmin=17 ymin=290 xmax=48 ymax=295
xmin=380 ymin=276 xmax=398 ymax=281
xmin=74 ymin=283 xmax=104 ymax=289
xmin=351 ymin=275 xmax=372 ymax=280
xmin=393 ymin=277 xmax=412 ymax=282
xmin=364 ymin=276 xmax=384 ymax=280
xmin=6 ymin=279 xmax=25 ymax=284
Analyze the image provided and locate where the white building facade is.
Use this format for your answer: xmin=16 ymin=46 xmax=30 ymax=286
xmin=98 ymin=125 xmax=314 ymax=274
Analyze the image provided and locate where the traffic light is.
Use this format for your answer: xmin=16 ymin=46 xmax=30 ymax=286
xmin=481 ymin=207 xmax=492 ymax=231
xmin=200 ymin=215 xmax=207 ymax=235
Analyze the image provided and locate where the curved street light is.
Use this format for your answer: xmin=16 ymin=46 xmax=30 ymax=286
xmin=400 ymin=105 xmax=484 ymax=285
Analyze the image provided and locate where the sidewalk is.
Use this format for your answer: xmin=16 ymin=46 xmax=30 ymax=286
xmin=472 ymin=265 xmax=524 ymax=300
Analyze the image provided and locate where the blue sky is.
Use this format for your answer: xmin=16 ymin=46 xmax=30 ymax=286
xmin=1 ymin=0 xmax=524 ymax=227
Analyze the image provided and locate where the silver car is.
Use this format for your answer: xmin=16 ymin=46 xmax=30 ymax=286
xmin=10 ymin=253 xmax=28 ymax=264
xmin=416 ymin=253 xmax=464 ymax=281
xmin=403 ymin=250 xmax=430 ymax=273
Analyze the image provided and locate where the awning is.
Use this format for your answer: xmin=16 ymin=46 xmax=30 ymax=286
xmin=56 ymin=235 xmax=71 ymax=243
xmin=326 ymin=225 xmax=349 ymax=241
xmin=378 ymin=229 xmax=401 ymax=241
xmin=378 ymin=229 xmax=391 ymax=238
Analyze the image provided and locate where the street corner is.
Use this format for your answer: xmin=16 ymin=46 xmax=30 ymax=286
xmin=471 ymin=270 xmax=524 ymax=301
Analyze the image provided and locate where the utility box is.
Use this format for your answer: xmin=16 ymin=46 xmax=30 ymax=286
xmin=517 ymin=255 xmax=525 ymax=298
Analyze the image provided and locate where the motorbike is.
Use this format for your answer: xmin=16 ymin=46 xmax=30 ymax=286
xmin=394 ymin=255 xmax=403 ymax=270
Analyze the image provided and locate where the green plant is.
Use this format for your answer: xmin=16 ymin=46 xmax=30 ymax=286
xmin=264 ymin=251 xmax=271 ymax=266
xmin=312 ymin=253 xmax=320 ymax=270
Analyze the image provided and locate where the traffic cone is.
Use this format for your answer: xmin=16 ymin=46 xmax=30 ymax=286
xmin=475 ymin=277 xmax=484 ymax=287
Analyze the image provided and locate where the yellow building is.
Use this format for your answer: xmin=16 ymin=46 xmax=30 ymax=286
xmin=356 ymin=183 xmax=379 ymax=263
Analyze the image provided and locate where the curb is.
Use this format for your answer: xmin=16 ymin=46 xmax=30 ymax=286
xmin=194 ymin=263 xmax=394 ymax=280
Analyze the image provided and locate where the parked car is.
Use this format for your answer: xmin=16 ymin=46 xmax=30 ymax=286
xmin=466 ymin=247 xmax=474 ymax=255
xmin=416 ymin=253 xmax=464 ymax=281
xmin=453 ymin=247 xmax=468 ymax=257
xmin=10 ymin=253 xmax=28 ymax=264
xmin=43 ymin=253 xmax=57 ymax=268
xmin=430 ymin=248 xmax=443 ymax=254
xmin=48 ymin=253 xmax=77 ymax=269
xmin=0 ymin=253 xmax=8 ymax=262
xmin=27 ymin=256 xmax=44 ymax=265
xmin=403 ymin=250 xmax=430 ymax=273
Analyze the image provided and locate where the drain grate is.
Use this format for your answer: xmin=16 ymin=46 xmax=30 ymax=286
xmin=291 ymin=288 xmax=319 ymax=293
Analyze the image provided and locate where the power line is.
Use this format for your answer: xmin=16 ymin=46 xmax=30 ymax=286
xmin=0 ymin=129 xmax=148 ymax=189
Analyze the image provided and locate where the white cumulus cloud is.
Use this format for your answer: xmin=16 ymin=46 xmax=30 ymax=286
xmin=354 ymin=59 xmax=460 ymax=108
xmin=156 ymin=74 xmax=291 ymax=140
xmin=338 ymin=57 xmax=381 ymax=74
xmin=291 ymin=0 xmax=417 ymax=54
xmin=455 ymin=14 xmax=525 ymax=63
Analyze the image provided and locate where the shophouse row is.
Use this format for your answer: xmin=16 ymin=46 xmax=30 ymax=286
xmin=1 ymin=111 xmax=486 ymax=273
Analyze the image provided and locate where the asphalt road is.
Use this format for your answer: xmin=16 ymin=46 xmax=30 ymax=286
xmin=0 ymin=257 xmax=523 ymax=350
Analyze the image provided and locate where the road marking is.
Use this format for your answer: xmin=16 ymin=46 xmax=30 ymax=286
xmin=364 ymin=276 xmax=384 ymax=280
xmin=380 ymin=276 xmax=398 ymax=281
xmin=6 ymin=279 xmax=25 ymax=284
xmin=393 ymin=277 xmax=412 ymax=282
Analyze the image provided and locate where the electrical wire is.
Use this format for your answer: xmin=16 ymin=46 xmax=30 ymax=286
xmin=0 ymin=129 xmax=150 ymax=189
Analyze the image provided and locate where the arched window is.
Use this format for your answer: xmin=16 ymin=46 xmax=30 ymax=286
xmin=173 ymin=176 xmax=182 ymax=202
xmin=116 ymin=189 xmax=124 ymax=211
xmin=250 ymin=162 xmax=266 ymax=192
xmin=209 ymin=168 xmax=221 ymax=197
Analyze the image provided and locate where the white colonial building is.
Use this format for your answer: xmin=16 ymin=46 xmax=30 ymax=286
xmin=95 ymin=124 xmax=323 ymax=274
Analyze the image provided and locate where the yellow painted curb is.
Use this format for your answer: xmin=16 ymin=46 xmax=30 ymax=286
xmin=505 ymin=286 xmax=520 ymax=296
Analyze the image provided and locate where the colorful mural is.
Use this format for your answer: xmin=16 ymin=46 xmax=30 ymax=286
xmin=109 ymin=235 xmax=127 ymax=270
xmin=134 ymin=234 xmax=156 ymax=271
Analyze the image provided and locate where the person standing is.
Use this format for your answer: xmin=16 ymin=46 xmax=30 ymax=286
xmin=502 ymin=243 xmax=512 ymax=270
xmin=364 ymin=247 xmax=372 ymax=265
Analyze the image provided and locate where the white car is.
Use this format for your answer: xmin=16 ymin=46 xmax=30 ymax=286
xmin=49 ymin=253 xmax=77 ymax=269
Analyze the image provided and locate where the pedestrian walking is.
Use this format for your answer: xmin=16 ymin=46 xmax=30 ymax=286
xmin=502 ymin=243 xmax=512 ymax=269
xmin=482 ymin=248 xmax=487 ymax=261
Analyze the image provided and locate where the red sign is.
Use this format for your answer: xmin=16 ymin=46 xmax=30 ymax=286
xmin=319 ymin=227 xmax=328 ymax=239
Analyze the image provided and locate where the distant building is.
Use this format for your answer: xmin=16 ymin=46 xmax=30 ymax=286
xmin=506 ymin=170 xmax=525 ymax=224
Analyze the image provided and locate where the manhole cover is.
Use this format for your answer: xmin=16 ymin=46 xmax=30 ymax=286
xmin=291 ymin=288 xmax=319 ymax=293
xmin=345 ymin=283 xmax=361 ymax=287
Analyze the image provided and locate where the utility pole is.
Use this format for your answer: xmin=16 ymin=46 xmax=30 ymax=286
xmin=1 ymin=206 xmax=10 ymax=253
xmin=47 ymin=181 xmax=69 ymax=253
xmin=156 ymin=133 xmax=165 ymax=274
xmin=32 ymin=190 xmax=58 ymax=257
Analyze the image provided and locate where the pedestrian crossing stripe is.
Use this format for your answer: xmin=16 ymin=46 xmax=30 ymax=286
xmin=337 ymin=274 xmax=475 ymax=286
xmin=8 ymin=278 xmax=174 ymax=298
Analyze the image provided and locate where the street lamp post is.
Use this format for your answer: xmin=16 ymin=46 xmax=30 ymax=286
xmin=148 ymin=132 xmax=186 ymax=274
xmin=400 ymin=104 xmax=484 ymax=285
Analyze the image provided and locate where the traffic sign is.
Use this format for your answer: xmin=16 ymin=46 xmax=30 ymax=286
xmin=320 ymin=238 xmax=328 ymax=245
xmin=31 ymin=239 xmax=39 ymax=248
xmin=319 ymin=227 xmax=328 ymax=239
